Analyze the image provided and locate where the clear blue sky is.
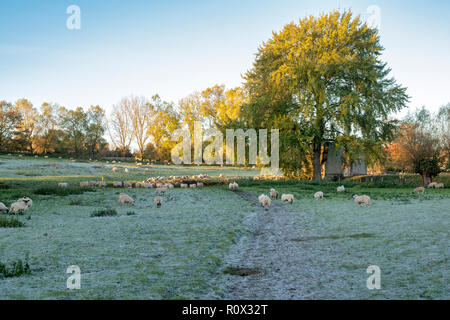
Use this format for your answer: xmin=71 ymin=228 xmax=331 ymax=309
xmin=1 ymin=0 xmax=449 ymax=116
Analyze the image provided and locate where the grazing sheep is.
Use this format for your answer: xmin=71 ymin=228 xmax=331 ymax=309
xmin=219 ymin=174 xmax=224 ymax=178
xmin=436 ymin=183 xmax=444 ymax=189
xmin=18 ymin=197 xmax=33 ymax=208
xmin=124 ymin=168 xmax=129 ymax=173
xmin=156 ymin=187 xmax=167 ymax=195
xmin=281 ymin=194 xmax=294 ymax=204
xmin=314 ymin=191 xmax=324 ymax=200
xmin=229 ymin=182 xmax=239 ymax=191
xmin=154 ymin=196 xmax=162 ymax=208
xmin=352 ymin=194 xmax=371 ymax=206
xmin=80 ymin=181 xmax=89 ymax=188
xmin=144 ymin=183 xmax=154 ymax=188
xmin=189 ymin=184 xmax=197 ymax=188
xmin=196 ymin=182 xmax=204 ymax=188
xmin=413 ymin=187 xmax=425 ymax=194
xmin=427 ymin=182 xmax=437 ymax=188
xmin=258 ymin=194 xmax=271 ymax=209
xmin=167 ymin=183 xmax=175 ymax=189
xmin=156 ymin=183 xmax=163 ymax=188
xmin=10 ymin=201 xmax=29 ymax=214
xmin=180 ymin=183 xmax=188 ymax=188
xmin=88 ymin=181 xmax=97 ymax=187
xmin=269 ymin=188 xmax=279 ymax=199
xmin=58 ymin=182 xmax=68 ymax=188
xmin=119 ymin=193 xmax=134 ymax=205
xmin=98 ymin=181 xmax=107 ymax=187
xmin=112 ymin=167 xmax=118 ymax=172
xmin=337 ymin=185 xmax=345 ymax=193
xmin=123 ymin=182 xmax=132 ymax=188
xmin=113 ymin=181 xmax=123 ymax=188
xmin=0 ymin=202 xmax=9 ymax=214
xmin=135 ymin=182 xmax=144 ymax=188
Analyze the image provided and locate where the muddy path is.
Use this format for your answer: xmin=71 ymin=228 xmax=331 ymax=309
xmin=221 ymin=190 xmax=319 ymax=299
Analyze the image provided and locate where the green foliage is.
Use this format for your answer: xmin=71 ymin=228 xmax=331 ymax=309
xmin=243 ymin=10 xmax=408 ymax=179
xmin=90 ymin=208 xmax=118 ymax=217
xmin=34 ymin=186 xmax=95 ymax=196
xmin=0 ymin=216 xmax=25 ymax=228
xmin=414 ymin=157 xmax=442 ymax=179
xmin=0 ymin=259 xmax=31 ymax=278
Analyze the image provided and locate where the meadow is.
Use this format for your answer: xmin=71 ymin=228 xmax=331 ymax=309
xmin=0 ymin=155 xmax=448 ymax=299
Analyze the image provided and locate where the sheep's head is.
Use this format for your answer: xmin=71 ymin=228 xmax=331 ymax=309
xmin=351 ymin=194 xmax=358 ymax=199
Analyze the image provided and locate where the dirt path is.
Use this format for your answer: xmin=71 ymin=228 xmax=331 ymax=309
xmin=222 ymin=190 xmax=318 ymax=299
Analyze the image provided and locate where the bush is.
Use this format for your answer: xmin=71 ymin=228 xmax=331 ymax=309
xmin=0 ymin=216 xmax=25 ymax=228
xmin=126 ymin=211 xmax=136 ymax=216
xmin=0 ymin=259 xmax=31 ymax=278
xmin=34 ymin=186 xmax=95 ymax=196
xmin=90 ymin=208 xmax=118 ymax=217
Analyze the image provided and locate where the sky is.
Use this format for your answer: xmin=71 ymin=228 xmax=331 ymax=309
xmin=1 ymin=0 xmax=449 ymax=117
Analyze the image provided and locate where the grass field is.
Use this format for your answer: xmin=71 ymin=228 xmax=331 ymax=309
xmin=0 ymin=155 xmax=449 ymax=299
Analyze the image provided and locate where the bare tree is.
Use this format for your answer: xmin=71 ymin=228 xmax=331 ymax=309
xmin=107 ymin=98 xmax=133 ymax=157
xmin=125 ymin=96 xmax=155 ymax=160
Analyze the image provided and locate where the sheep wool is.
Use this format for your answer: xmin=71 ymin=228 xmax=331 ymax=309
xmin=112 ymin=167 xmax=118 ymax=172
xmin=113 ymin=181 xmax=123 ymax=188
xmin=314 ymin=191 xmax=324 ymax=200
xmin=58 ymin=182 xmax=69 ymax=188
xmin=229 ymin=182 xmax=239 ymax=191
xmin=180 ymin=183 xmax=188 ymax=188
xmin=18 ymin=197 xmax=33 ymax=208
xmin=337 ymin=186 xmax=345 ymax=193
xmin=119 ymin=193 xmax=134 ymax=205
xmin=281 ymin=194 xmax=294 ymax=204
xmin=124 ymin=182 xmax=132 ymax=188
xmin=10 ymin=201 xmax=29 ymax=213
xmin=269 ymin=188 xmax=279 ymax=199
xmin=413 ymin=187 xmax=425 ymax=194
xmin=352 ymin=194 xmax=371 ymax=206
xmin=427 ymin=182 xmax=437 ymax=188
xmin=0 ymin=202 xmax=9 ymax=214
xmin=189 ymin=184 xmax=197 ymax=188
xmin=435 ymin=183 xmax=444 ymax=189
xmin=154 ymin=196 xmax=163 ymax=208
xmin=258 ymin=194 xmax=271 ymax=209
xmin=80 ymin=181 xmax=89 ymax=188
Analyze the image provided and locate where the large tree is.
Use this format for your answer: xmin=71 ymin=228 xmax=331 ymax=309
xmin=0 ymin=101 xmax=22 ymax=152
xmin=244 ymin=10 xmax=408 ymax=180
xmin=15 ymin=98 xmax=39 ymax=154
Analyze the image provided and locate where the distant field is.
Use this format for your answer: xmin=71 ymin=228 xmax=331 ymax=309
xmin=0 ymin=155 xmax=449 ymax=299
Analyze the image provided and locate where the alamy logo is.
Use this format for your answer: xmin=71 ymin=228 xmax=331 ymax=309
xmin=66 ymin=265 xmax=81 ymax=289
xmin=66 ymin=5 xmax=81 ymax=30
xmin=366 ymin=265 xmax=381 ymax=290
xmin=171 ymin=121 xmax=280 ymax=174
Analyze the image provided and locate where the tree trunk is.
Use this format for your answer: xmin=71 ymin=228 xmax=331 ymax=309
xmin=422 ymin=173 xmax=431 ymax=186
xmin=313 ymin=142 xmax=322 ymax=181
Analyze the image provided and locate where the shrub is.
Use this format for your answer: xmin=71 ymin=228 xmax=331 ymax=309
xmin=90 ymin=208 xmax=118 ymax=217
xmin=0 ymin=259 xmax=31 ymax=278
xmin=0 ymin=216 xmax=25 ymax=228
xmin=34 ymin=186 xmax=95 ymax=196
xmin=126 ymin=211 xmax=136 ymax=216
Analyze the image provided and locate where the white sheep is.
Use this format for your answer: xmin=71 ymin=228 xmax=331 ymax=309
xmin=269 ymin=188 xmax=279 ymax=199
xmin=10 ymin=201 xmax=29 ymax=214
xmin=258 ymin=194 xmax=271 ymax=209
xmin=180 ymin=183 xmax=188 ymax=188
xmin=135 ymin=182 xmax=144 ymax=188
xmin=112 ymin=167 xmax=118 ymax=172
xmin=413 ymin=187 xmax=425 ymax=194
xmin=352 ymin=194 xmax=371 ymax=206
xmin=435 ymin=183 xmax=444 ymax=189
xmin=281 ymin=194 xmax=294 ymax=204
xmin=144 ymin=183 xmax=154 ymax=188
xmin=156 ymin=187 xmax=167 ymax=195
xmin=0 ymin=202 xmax=9 ymax=214
xmin=124 ymin=168 xmax=129 ymax=173
xmin=314 ymin=191 xmax=324 ymax=200
xmin=123 ymin=182 xmax=132 ymax=188
xmin=80 ymin=181 xmax=89 ymax=187
xmin=427 ymin=182 xmax=437 ymax=188
xmin=154 ymin=196 xmax=163 ymax=208
xmin=196 ymin=182 xmax=204 ymax=188
xmin=229 ymin=182 xmax=239 ymax=191
xmin=119 ymin=193 xmax=134 ymax=205
xmin=17 ymin=197 xmax=33 ymax=208
xmin=88 ymin=181 xmax=97 ymax=187
xmin=189 ymin=184 xmax=197 ymax=188
xmin=58 ymin=182 xmax=69 ymax=188
xmin=113 ymin=181 xmax=123 ymax=188
xmin=156 ymin=183 xmax=163 ymax=188
xmin=337 ymin=185 xmax=345 ymax=193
